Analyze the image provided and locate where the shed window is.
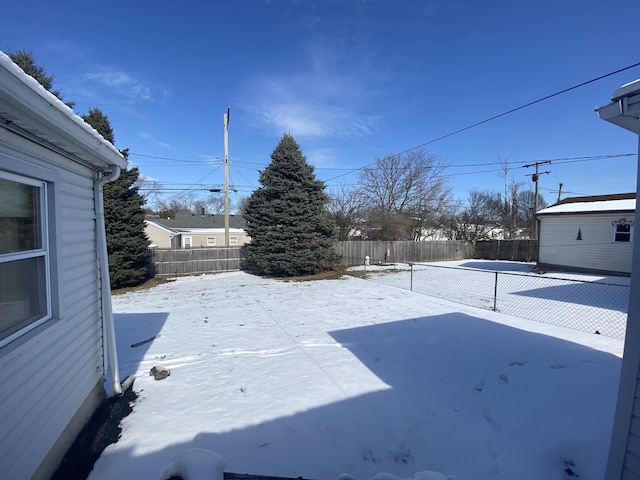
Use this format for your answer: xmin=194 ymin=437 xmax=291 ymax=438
xmin=183 ymin=236 xmax=192 ymax=248
xmin=230 ymin=236 xmax=238 ymax=246
xmin=0 ymin=172 xmax=50 ymax=346
xmin=207 ymin=237 xmax=216 ymax=246
xmin=614 ymin=222 xmax=632 ymax=243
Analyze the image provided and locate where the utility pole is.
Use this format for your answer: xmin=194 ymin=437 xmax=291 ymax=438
xmin=524 ymin=160 xmax=551 ymax=239
xmin=223 ymin=106 xmax=230 ymax=247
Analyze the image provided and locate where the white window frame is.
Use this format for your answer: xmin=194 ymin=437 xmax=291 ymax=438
xmin=0 ymin=170 xmax=51 ymax=348
xmin=230 ymin=236 xmax=238 ymax=246
xmin=612 ymin=219 xmax=634 ymax=243
xmin=207 ymin=237 xmax=216 ymax=247
xmin=183 ymin=236 xmax=192 ymax=248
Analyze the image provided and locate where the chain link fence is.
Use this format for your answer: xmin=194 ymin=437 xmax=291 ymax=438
xmin=357 ymin=262 xmax=629 ymax=339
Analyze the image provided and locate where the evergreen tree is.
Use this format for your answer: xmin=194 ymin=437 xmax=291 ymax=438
xmin=11 ymin=51 xmax=149 ymax=288
xmin=83 ymin=107 xmax=115 ymax=143
xmin=81 ymin=108 xmax=150 ymax=289
xmin=102 ymin=165 xmax=151 ymax=288
xmin=8 ymin=49 xmax=74 ymax=107
xmin=244 ymin=133 xmax=338 ymax=276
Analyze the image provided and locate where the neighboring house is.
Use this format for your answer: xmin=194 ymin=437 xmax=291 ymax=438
xmin=536 ymin=193 xmax=635 ymax=275
xmin=145 ymin=213 xmax=250 ymax=248
xmin=595 ymin=79 xmax=640 ymax=480
xmin=0 ymin=52 xmax=128 ymax=479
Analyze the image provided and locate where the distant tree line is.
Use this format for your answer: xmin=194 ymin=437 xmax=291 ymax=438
xmin=326 ymin=154 xmax=546 ymax=242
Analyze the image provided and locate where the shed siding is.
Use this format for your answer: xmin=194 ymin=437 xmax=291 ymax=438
xmin=538 ymin=213 xmax=634 ymax=274
xmin=0 ymin=139 xmax=106 ymax=479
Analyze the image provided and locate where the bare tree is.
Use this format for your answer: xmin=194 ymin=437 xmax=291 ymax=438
xmin=134 ymin=175 xmax=164 ymax=208
xmin=234 ymin=195 xmax=249 ymax=215
xmin=449 ymin=189 xmax=501 ymax=242
xmin=495 ymin=158 xmax=525 ymax=239
xmin=200 ymin=194 xmax=225 ymax=215
xmin=358 ymin=149 xmax=450 ymax=240
xmin=517 ymin=189 xmax=547 ymax=238
xmin=326 ymin=185 xmax=366 ymax=240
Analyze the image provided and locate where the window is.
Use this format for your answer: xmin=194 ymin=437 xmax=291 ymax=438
xmin=613 ymin=220 xmax=633 ymax=243
xmin=0 ymin=172 xmax=50 ymax=346
xmin=230 ymin=236 xmax=238 ymax=246
xmin=207 ymin=237 xmax=216 ymax=247
xmin=183 ymin=236 xmax=192 ymax=248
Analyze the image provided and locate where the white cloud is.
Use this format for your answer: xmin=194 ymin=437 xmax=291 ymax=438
xmin=85 ymin=66 xmax=166 ymax=102
xmin=139 ymin=131 xmax=172 ymax=149
xmin=251 ymin=102 xmax=377 ymax=140
xmin=243 ymin=37 xmax=383 ymax=140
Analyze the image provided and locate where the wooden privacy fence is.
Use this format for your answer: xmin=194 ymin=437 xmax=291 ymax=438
xmin=335 ymin=240 xmax=472 ymax=265
xmin=473 ymin=239 xmax=538 ymax=262
xmin=147 ymin=240 xmax=537 ymax=277
xmin=149 ymin=247 xmax=243 ymax=277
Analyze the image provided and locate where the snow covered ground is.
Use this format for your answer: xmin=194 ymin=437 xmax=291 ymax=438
xmin=88 ymin=261 xmax=624 ymax=480
xmin=358 ymin=260 xmax=630 ymax=339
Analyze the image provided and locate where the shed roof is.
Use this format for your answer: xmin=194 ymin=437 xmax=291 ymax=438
xmin=537 ymin=193 xmax=636 ymax=216
xmin=0 ymin=51 xmax=126 ymax=171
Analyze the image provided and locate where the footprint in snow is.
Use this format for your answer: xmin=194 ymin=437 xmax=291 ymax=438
xmin=482 ymin=408 xmax=501 ymax=432
xmin=474 ymin=381 xmax=486 ymax=393
xmin=563 ymin=459 xmax=580 ymax=478
xmin=498 ymin=374 xmax=509 ymax=384
xmin=508 ymin=361 xmax=528 ymax=367
xmin=485 ymin=450 xmax=499 ymax=475
xmin=550 ymin=364 xmax=569 ymax=369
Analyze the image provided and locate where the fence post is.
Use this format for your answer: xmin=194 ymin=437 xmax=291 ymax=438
xmin=493 ymin=271 xmax=498 ymax=311
xmin=410 ymin=262 xmax=413 ymax=291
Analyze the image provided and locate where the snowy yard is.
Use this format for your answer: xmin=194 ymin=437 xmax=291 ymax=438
xmin=360 ymin=260 xmax=630 ymax=339
xmin=89 ymin=263 xmax=624 ymax=480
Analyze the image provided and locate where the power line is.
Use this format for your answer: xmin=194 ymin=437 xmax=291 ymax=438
xmin=395 ymin=61 xmax=640 ymax=156
xmin=129 ymin=152 xmax=222 ymax=163
xmin=325 ymin=61 xmax=640 ymax=182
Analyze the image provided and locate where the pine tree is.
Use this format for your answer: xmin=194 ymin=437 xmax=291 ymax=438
xmin=244 ymin=133 xmax=338 ymax=276
xmin=102 ymin=165 xmax=151 ymax=289
xmin=8 ymin=49 xmax=74 ymax=107
xmin=83 ymin=107 xmax=114 ymax=143
xmin=81 ymin=108 xmax=150 ymax=289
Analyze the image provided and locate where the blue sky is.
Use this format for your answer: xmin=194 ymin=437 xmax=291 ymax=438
xmin=3 ymin=0 xmax=640 ymax=209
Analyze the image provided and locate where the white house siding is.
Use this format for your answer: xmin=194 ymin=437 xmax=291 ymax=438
xmin=184 ymin=230 xmax=250 ymax=247
xmin=0 ymin=135 xmax=106 ymax=480
xmin=538 ymin=212 xmax=634 ymax=274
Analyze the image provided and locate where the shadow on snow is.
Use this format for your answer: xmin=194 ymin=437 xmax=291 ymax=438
xmin=100 ymin=313 xmax=621 ymax=480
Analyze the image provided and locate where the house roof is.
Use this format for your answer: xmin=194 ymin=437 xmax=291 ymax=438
xmin=537 ymin=193 xmax=636 ymax=216
xmin=147 ymin=213 xmax=247 ymax=231
xmin=0 ymin=51 xmax=126 ymax=171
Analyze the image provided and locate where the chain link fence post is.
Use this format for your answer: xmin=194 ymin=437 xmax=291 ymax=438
xmin=410 ymin=262 xmax=413 ymax=291
xmin=493 ymin=271 xmax=498 ymax=312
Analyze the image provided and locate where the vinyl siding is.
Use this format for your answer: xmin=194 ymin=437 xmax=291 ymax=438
xmin=0 ymin=137 xmax=106 ymax=480
xmin=538 ymin=213 xmax=634 ymax=274
xmin=145 ymin=221 xmax=175 ymax=248
xmin=624 ymin=386 xmax=640 ymax=479
xmin=186 ymin=231 xmax=250 ymax=247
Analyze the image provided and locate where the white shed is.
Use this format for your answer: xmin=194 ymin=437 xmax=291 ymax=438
xmin=536 ymin=193 xmax=635 ymax=275
xmin=0 ymin=52 xmax=128 ymax=479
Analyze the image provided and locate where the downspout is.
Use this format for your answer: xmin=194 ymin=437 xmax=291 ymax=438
xmin=94 ymin=166 xmax=133 ymax=396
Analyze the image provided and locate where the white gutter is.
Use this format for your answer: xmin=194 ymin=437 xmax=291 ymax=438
xmin=94 ymin=166 xmax=133 ymax=396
